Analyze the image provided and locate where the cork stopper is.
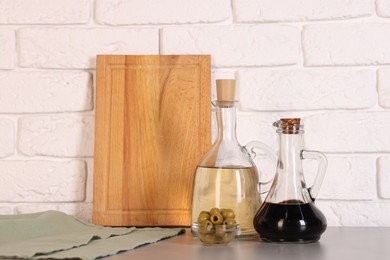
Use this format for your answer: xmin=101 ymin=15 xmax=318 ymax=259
xmin=280 ymin=118 xmax=301 ymax=126
xmin=216 ymin=79 xmax=236 ymax=102
xmin=278 ymin=118 xmax=302 ymax=134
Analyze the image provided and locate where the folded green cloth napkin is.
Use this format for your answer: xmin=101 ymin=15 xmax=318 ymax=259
xmin=0 ymin=210 xmax=185 ymax=259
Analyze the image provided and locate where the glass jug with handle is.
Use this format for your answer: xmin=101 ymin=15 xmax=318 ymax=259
xmin=191 ymin=79 xmax=276 ymax=239
xmin=253 ymin=118 xmax=327 ymax=243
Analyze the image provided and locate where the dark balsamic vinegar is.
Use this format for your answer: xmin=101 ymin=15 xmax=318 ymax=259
xmin=253 ymin=200 xmax=327 ymax=243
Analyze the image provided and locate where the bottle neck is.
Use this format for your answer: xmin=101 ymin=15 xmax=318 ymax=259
xmin=198 ymin=101 xmax=254 ymax=168
xmin=278 ymin=132 xmax=303 ymax=173
xmin=265 ymin=131 xmax=312 ymax=204
xmin=215 ymin=104 xmax=238 ymax=143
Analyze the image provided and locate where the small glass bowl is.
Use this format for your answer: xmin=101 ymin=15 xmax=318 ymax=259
xmin=192 ymin=222 xmax=239 ymax=245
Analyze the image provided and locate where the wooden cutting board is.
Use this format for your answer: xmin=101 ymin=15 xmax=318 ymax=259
xmin=92 ymin=55 xmax=211 ymax=226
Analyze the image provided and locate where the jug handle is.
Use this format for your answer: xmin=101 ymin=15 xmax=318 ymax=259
xmin=244 ymin=141 xmax=277 ymax=194
xmin=301 ymin=150 xmax=327 ymax=201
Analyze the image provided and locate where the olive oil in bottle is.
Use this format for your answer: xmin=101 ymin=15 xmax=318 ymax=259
xmin=190 ymin=79 xmax=275 ymax=239
xmin=192 ymin=166 xmax=260 ymax=238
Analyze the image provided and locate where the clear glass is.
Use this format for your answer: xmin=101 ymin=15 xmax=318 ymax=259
xmin=191 ymin=101 xmax=274 ymax=239
xmin=253 ymin=119 xmax=327 ymax=243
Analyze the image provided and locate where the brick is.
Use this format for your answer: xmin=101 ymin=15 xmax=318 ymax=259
xmin=162 ymin=25 xmax=299 ymax=67
xmin=0 ymin=28 xmax=15 ymax=69
xmin=304 ymin=112 xmax=390 ymax=152
xmin=0 ymin=160 xmax=86 ymax=202
xmin=15 ymin=203 xmax=92 ymax=221
xmin=0 ymin=0 xmax=90 ymax=24
xmin=0 ymin=71 xmax=92 ymax=113
xmin=378 ymin=157 xmax=390 ymax=199
xmin=303 ymin=24 xmax=390 ymax=66
xmin=19 ymin=115 xmax=94 ymax=157
xmin=316 ymin=201 xmax=390 ymax=226
xmin=304 ymin=156 xmax=376 ymax=200
xmin=96 ymin=0 xmax=231 ymax=25
xmin=377 ymin=0 xmax=390 ymax=17
xmin=0 ymin=118 xmax=14 ymax=157
xmin=19 ymin=28 xmax=159 ymax=69
xmin=378 ymin=68 xmax=390 ymax=108
xmin=238 ymin=69 xmax=375 ymax=111
xmin=235 ymin=0 xmax=372 ymax=22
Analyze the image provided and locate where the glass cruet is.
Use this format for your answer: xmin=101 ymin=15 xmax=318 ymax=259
xmin=253 ymin=118 xmax=327 ymax=243
xmin=191 ymin=79 xmax=276 ymax=239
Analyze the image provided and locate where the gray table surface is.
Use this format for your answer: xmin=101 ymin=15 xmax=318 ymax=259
xmin=107 ymin=227 xmax=390 ymax=260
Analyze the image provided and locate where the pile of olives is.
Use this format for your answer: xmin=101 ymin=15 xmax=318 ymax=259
xmin=197 ymin=208 xmax=237 ymax=226
xmin=194 ymin=208 xmax=238 ymax=245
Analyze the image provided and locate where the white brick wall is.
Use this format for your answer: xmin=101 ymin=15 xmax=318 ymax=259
xmin=95 ymin=0 xmax=232 ymax=25
xmin=238 ymin=69 xmax=375 ymax=110
xmin=19 ymin=28 xmax=159 ymax=69
xmin=162 ymin=25 xmax=300 ymax=67
xmin=0 ymin=160 xmax=86 ymax=202
xmin=18 ymin=115 xmax=94 ymax=157
xmin=0 ymin=0 xmax=389 ymax=226
xmin=0 ymin=118 xmax=14 ymax=157
xmin=303 ymin=24 xmax=390 ymax=66
xmin=0 ymin=0 xmax=90 ymax=24
xmin=305 ymin=156 xmax=376 ymax=200
xmin=0 ymin=29 xmax=15 ymax=69
xmin=378 ymin=68 xmax=390 ymax=108
xmin=317 ymin=201 xmax=390 ymax=226
xmin=234 ymin=0 xmax=373 ymax=22
xmin=378 ymin=157 xmax=390 ymax=199
xmin=376 ymin=0 xmax=390 ymax=17
xmin=0 ymin=71 xmax=92 ymax=113
xmin=304 ymin=112 xmax=390 ymax=152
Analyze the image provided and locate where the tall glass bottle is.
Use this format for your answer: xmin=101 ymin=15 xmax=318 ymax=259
xmin=191 ymin=79 xmax=275 ymax=239
xmin=253 ymin=118 xmax=327 ymax=243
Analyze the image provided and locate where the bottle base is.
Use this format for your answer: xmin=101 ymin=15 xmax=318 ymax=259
xmin=192 ymin=226 xmax=259 ymax=240
xmin=253 ymin=202 xmax=327 ymax=244
xmin=260 ymin=236 xmax=321 ymax=244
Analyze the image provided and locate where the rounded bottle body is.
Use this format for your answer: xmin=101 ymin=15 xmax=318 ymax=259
xmin=254 ymin=201 xmax=327 ymax=243
xmin=192 ymin=165 xmax=260 ymax=238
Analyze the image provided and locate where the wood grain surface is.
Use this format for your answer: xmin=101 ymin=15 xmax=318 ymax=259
xmin=93 ymin=55 xmax=211 ymax=226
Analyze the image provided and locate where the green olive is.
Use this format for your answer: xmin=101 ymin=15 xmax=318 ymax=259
xmin=200 ymin=219 xmax=213 ymax=226
xmin=198 ymin=226 xmax=207 ymax=234
xmin=200 ymin=233 xmax=215 ymax=245
xmin=214 ymin=225 xmax=225 ymax=237
xmin=199 ymin=220 xmax=213 ymax=234
xmin=210 ymin=212 xmax=223 ymax=225
xmin=215 ymin=230 xmax=228 ymax=240
xmin=223 ymin=218 xmax=236 ymax=225
xmin=209 ymin=208 xmax=220 ymax=215
xmin=221 ymin=209 xmax=235 ymax=219
xmin=197 ymin=212 xmax=210 ymax=223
